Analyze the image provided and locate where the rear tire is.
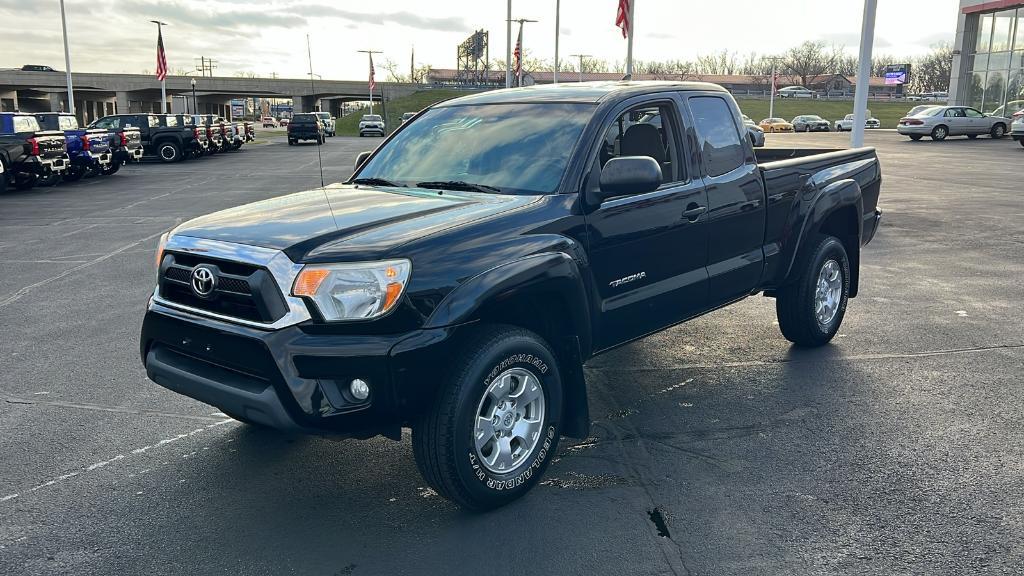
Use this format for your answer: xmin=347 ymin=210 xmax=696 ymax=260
xmin=967 ymin=134 xmax=978 ymax=139
xmin=909 ymin=134 xmax=922 ymax=141
xmin=62 ymin=167 xmax=85 ymax=182
xmin=101 ymin=161 xmax=121 ymax=176
xmin=931 ymin=125 xmax=948 ymax=141
xmin=1019 ymin=138 xmax=1024 ymax=148
xmin=37 ymin=171 xmax=61 ymax=186
xmin=157 ymin=141 xmax=181 ymax=163
xmin=412 ymin=326 xmax=562 ymax=511
xmin=991 ymin=123 xmax=1006 ymax=139
xmin=14 ymin=172 xmax=36 ymax=191
xmin=776 ymin=234 xmax=850 ymax=348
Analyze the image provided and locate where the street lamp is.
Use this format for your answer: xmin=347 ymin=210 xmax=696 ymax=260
xmin=190 ymin=78 xmax=197 ymax=115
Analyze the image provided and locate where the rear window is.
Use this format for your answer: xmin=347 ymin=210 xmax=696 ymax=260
xmin=13 ymin=116 xmax=41 ymax=132
xmin=315 ymin=112 xmax=330 ymax=119
xmin=58 ymin=115 xmax=78 ymax=130
xmin=362 ymin=115 xmax=383 ymax=122
xmin=292 ymin=115 xmax=317 ymax=124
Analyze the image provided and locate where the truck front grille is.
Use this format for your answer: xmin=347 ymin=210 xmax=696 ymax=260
xmin=158 ymin=253 xmax=288 ymax=324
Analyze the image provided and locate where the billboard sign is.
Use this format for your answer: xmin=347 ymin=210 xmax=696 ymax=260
xmin=884 ymin=64 xmax=909 ymax=86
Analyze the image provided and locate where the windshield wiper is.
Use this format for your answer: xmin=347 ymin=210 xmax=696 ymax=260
xmin=352 ymin=177 xmax=405 ymax=187
xmin=416 ymin=180 xmax=502 ymax=193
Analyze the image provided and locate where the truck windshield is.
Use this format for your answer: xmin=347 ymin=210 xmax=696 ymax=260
xmin=355 ymin=103 xmax=594 ymax=194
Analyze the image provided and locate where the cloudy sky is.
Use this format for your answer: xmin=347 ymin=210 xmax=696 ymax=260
xmin=0 ymin=0 xmax=960 ymax=80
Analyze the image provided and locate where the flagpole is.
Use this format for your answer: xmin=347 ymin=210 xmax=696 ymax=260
xmin=358 ymin=49 xmax=382 ymax=116
xmin=768 ymin=57 xmax=779 ymax=119
xmin=625 ymin=0 xmax=635 ymax=78
xmin=518 ymin=22 xmax=524 ymax=87
xmin=59 ymin=0 xmax=75 ymax=116
xmin=553 ymin=0 xmax=560 ymax=84
xmin=150 ymin=20 xmax=168 ymax=113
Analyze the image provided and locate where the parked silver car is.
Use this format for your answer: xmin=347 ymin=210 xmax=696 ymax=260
xmin=741 ymin=114 xmax=765 ymax=147
xmin=791 ymin=114 xmax=830 ymax=132
xmin=834 ymin=113 xmax=880 ymax=131
xmin=897 ymin=105 xmax=1010 ymax=141
xmin=1011 ymin=116 xmax=1024 ymax=147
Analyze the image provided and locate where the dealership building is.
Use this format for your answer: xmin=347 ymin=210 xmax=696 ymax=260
xmin=950 ymin=0 xmax=1024 ymax=115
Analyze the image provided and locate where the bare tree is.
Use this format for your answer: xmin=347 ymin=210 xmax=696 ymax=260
xmin=694 ymin=50 xmax=739 ymax=75
xmin=782 ymin=41 xmax=839 ymax=88
xmin=381 ymin=57 xmax=432 ymax=83
xmin=909 ymin=43 xmax=953 ymax=93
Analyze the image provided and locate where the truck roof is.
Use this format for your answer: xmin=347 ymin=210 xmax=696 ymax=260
xmin=435 ymin=81 xmax=729 ymax=107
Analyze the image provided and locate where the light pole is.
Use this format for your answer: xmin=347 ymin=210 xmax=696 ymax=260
xmin=570 ymin=54 xmax=591 ymax=83
xmin=190 ymin=78 xmax=197 ymax=115
xmin=553 ymin=0 xmax=560 ymax=84
xmin=767 ymin=56 xmax=783 ymax=120
xmin=58 ymin=0 xmax=75 ymax=116
xmin=851 ymin=0 xmax=877 ymax=148
xmin=150 ymin=20 xmax=168 ymax=113
xmin=506 ymin=0 xmax=512 ymax=88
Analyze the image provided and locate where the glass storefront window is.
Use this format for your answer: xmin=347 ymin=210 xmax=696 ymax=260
xmin=991 ymin=10 xmax=1015 ymax=52
xmin=975 ymin=52 xmax=989 ymax=71
xmin=984 ymin=70 xmax=1007 ymax=113
xmin=1015 ymin=9 xmax=1024 ymax=51
xmin=1012 ymin=51 xmax=1024 ymax=69
xmin=967 ymin=71 xmax=986 ymax=110
xmin=977 ymin=13 xmax=994 ymax=52
xmin=989 ymin=51 xmax=1010 ymax=71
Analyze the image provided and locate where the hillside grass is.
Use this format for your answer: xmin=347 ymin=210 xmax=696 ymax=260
xmin=336 ymin=89 xmax=480 ymax=136
xmin=735 ymin=98 xmax=916 ymax=129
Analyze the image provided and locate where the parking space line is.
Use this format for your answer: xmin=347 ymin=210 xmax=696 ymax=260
xmin=2 ymin=391 xmax=226 ymax=423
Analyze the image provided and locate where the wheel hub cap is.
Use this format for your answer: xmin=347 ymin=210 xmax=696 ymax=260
xmin=814 ymin=259 xmax=842 ymax=327
xmin=473 ymin=367 xmax=545 ymax=474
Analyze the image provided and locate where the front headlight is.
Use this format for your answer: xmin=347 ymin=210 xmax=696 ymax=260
xmin=292 ymin=259 xmax=411 ymax=321
xmin=156 ymin=232 xmax=169 ymax=271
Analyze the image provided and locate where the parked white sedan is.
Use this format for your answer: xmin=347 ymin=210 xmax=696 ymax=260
xmin=897 ymin=106 xmax=1010 ymax=141
xmin=834 ymin=113 xmax=881 ymax=131
xmin=1008 ymin=115 xmax=1023 ymax=147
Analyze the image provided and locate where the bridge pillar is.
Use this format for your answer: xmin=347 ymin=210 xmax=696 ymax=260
xmin=115 ymin=91 xmax=131 ymax=114
xmin=293 ymin=95 xmax=317 ymax=113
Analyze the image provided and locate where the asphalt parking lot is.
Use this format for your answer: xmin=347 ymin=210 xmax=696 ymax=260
xmin=1 ymin=130 xmax=1022 ymax=576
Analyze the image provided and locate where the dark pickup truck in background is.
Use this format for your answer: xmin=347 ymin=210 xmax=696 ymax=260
xmin=90 ymin=113 xmax=193 ymax=163
xmin=35 ymin=112 xmax=113 ymax=183
xmin=286 ymin=112 xmax=324 ymax=144
xmin=0 ymin=112 xmax=69 ymax=191
xmin=159 ymin=114 xmax=207 ymax=159
xmin=191 ymin=114 xmax=225 ymax=153
xmin=141 ymin=82 xmax=882 ymax=510
xmin=87 ymin=115 xmax=143 ymax=171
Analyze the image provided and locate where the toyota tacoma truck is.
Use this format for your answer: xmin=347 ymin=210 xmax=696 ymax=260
xmin=141 ymin=82 xmax=882 ymax=510
xmin=35 ymin=112 xmax=113 ymax=183
xmin=0 ymin=112 xmax=69 ymax=190
xmin=87 ymin=116 xmax=143 ymax=170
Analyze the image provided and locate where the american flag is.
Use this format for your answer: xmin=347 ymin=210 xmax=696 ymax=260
xmin=369 ymin=53 xmax=376 ymax=92
xmin=155 ymin=27 xmax=168 ymax=81
xmin=513 ymin=25 xmax=522 ymax=82
xmin=615 ymin=0 xmax=631 ymax=39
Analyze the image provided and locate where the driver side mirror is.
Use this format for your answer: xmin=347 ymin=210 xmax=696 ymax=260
xmin=597 ymin=156 xmax=662 ymax=200
xmin=354 ymin=151 xmax=372 ymax=170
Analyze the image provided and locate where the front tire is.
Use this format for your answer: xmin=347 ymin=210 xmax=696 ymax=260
xmin=412 ymin=326 xmax=562 ymax=511
xmin=991 ymin=123 xmax=1006 ymax=139
xmin=776 ymin=234 xmax=850 ymax=347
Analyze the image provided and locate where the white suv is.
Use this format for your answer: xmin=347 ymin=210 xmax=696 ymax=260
xmin=359 ymin=114 xmax=385 ymax=137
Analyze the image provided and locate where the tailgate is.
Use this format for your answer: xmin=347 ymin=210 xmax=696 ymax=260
xmin=122 ymin=128 xmax=142 ymax=149
xmin=85 ymin=129 xmax=112 ymax=153
xmin=34 ymin=131 xmax=67 ymax=159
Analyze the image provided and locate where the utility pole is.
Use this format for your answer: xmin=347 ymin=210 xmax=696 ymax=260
xmin=766 ymin=56 xmax=783 ymax=119
xmin=570 ymin=54 xmax=591 ymax=83
xmin=358 ymin=49 xmax=383 ymax=115
xmin=510 ymin=18 xmax=537 ymax=87
xmin=553 ymin=0 xmax=560 ymax=84
xmin=505 ymin=0 xmax=512 ymax=88
xmin=150 ymin=20 xmax=168 ymax=113
xmin=852 ymin=0 xmax=877 ymax=148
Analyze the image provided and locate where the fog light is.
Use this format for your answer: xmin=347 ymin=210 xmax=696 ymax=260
xmin=350 ymin=379 xmax=370 ymax=400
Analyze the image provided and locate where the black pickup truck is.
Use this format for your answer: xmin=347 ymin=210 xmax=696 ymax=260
xmin=0 ymin=112 xmax=69 ymax=191
xmin=87 ymin=116 xmax=143 ymax=171
xmin=159 ymin=114 xmax=207 ymax=159
xmin=286 ymin=113 xmax=324 ymax=145
xmin=141 ymin=82 xmax=882 ymax=510
xmin=191 ymin=114 xmax=225 ymax=153
xmin=91 ymin=113 xmax=192 ymax=163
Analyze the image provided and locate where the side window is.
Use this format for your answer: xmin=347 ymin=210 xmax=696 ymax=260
xmin=165 ymin=116 xmax=178 ymax=127
xmin=689 ymin=96 xmax=745 ymax=177
xmin=148 ymin=115 xmax=160 ymax=128
xmin=965 ymin=108 xmax=983 ymax=118
xmin=589 ymin=102 xmax=682 ymax=192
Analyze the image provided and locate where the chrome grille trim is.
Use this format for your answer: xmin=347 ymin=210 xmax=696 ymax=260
xmin=150 ymin=235 xmax=311 ymax=330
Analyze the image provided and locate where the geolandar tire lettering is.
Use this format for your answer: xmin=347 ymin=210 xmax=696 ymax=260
xmin=412 ymin=326 xmax=563 ymax=511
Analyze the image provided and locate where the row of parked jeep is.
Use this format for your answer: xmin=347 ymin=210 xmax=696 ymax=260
xmin=0 ymin=112 xmax=256 ymax=192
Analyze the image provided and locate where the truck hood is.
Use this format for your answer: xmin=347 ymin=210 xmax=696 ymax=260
xmin=170 ymin=183 xmax=535 ymax=262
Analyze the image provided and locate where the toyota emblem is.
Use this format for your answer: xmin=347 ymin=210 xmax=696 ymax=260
xmin=190 ymin=266 xmax=217 ymax=297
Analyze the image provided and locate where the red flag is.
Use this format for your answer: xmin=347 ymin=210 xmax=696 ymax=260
xmin=369 ymin=53 xmax=376 ymax=92
xmin=616 ymin=0 xmax=630 ymax=39
xmin=156 ymin=28 xmax=168 ymax=81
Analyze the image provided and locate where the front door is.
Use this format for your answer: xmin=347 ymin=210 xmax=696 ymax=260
xmin=944 ymin=107 xmax=969 ymax=135
xmin=964 ymin=107 xmax=988 ymax=133
xmin=685 ymin=94 xmax=767 ymax=306
xmin=584 ymin=98 xmax=709 ymax=351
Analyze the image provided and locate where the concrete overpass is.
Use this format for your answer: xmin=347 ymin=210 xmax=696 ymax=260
xmin=0 ymin=70 xmax=420 ymax=124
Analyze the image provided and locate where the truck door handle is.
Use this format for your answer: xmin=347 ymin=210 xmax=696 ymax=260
xmin=682 ymin=205 xmax=707 ymax=221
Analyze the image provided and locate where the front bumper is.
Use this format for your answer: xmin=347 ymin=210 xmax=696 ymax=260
xmin=141 ymin=303 xmax=463 ymax=437
xmin=808 ymin=123 xmax=830 ymax=132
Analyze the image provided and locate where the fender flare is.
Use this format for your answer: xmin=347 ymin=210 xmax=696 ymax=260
xmin=780 ymin=177 xmax=863 ymax=286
